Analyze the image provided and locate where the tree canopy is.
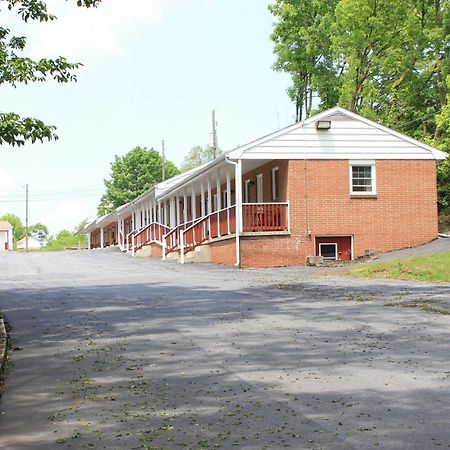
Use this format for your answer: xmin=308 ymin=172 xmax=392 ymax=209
xmin=270 ymin=0 xmax=450 ymax=222
xmin=0 ymin=0 xmax=102 ymax=146
xmin=0 ymin=213 xmax=24 ymax=243
xmin=98 ymin=147 xmax=179 ymax=216
xmin=180 ymin=145 xmax=223 ymax=172
xmin=270 ymin=0 xmax=449 ymax=140
xmin=29 ymin=222 xmax=49 ymax=242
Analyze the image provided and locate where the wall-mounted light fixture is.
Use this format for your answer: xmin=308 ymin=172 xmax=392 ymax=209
xmin=316 ymin=120 xmax=331 ymax=130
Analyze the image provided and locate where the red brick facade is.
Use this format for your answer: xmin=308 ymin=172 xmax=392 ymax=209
xmin=209 ymin=159 xmax=438 ymax=268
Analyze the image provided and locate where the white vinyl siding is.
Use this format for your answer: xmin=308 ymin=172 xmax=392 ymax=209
xmin=228 ymin=111 xmax=441 ymax=161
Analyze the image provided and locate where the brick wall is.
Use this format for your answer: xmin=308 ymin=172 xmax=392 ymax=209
xmin=210 ymin=239 xmax=237 ymax=266
xmin=209 ymin=159 xmax=439 ymax=268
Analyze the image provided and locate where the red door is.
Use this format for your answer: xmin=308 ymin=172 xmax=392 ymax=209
xmin=316 ymin=236 xmax=352 ymax=261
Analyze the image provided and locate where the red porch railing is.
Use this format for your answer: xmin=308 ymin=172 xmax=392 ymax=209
xmin=133 ymin=222 xmax=171 ymax=252
xmin=242 ymin=202 xmax=289 ymax=232
xmin=179 ymin=205 xmax=236 ymax=260
xmin=163 ymin=219 xmax=196 ymax=257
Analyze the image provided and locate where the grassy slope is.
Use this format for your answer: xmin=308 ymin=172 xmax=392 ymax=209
xmin=350 ymin=251 xmax=450 ymax=283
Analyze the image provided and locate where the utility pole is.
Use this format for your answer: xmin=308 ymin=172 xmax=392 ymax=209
xmin=161 ymin=139 xmax=166 ymax=181
xmin=211 ymin=109 xmax=218 ymax=160
xmin=25 ymin=184 xmax=29 ymax=253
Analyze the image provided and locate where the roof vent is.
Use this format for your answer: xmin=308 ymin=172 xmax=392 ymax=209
xmin=316 ymin=120 xmax=331 ymax=130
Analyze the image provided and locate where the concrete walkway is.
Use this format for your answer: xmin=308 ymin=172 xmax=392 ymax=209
xmin=0 ymin=250 xmax=449 ymax=449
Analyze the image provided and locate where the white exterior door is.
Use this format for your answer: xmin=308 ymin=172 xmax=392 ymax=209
xmin=256 ymin=174 xmax=263 ymax=203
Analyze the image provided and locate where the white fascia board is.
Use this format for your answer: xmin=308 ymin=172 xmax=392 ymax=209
xmin=96 ymin=213 xmax=118 ymax=228
xmin=235 ymin=152 xmax=436 ymax=160
xmin=84 ymin=219 xmax=99 ymax=233
xmin=156 ymin=156 xmax=227 ymax=201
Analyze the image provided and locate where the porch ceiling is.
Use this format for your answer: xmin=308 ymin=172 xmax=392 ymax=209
xmin=157 ymin=159 xmax=273 ymax=200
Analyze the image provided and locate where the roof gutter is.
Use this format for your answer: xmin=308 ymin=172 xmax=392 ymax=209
xmin=157 ymin=154 xmax=227 ymax=202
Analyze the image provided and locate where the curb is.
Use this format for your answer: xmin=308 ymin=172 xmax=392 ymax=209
xmin=0 ymin=316 xmax=7 ymax=373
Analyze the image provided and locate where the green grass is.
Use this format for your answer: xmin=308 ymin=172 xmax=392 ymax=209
xmin=350 ymin=251 xmax=450 ymax=283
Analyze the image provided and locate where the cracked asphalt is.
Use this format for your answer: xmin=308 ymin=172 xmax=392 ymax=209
xmin=0 ymin=246 xmax=449 ymax=450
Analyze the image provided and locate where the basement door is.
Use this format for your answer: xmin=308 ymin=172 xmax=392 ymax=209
xmin=315 ymin=236 xmax=352 ymax=261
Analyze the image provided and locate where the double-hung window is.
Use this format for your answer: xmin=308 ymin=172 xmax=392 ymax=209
xmin=350 ymin=160 xmax=376 ymax=196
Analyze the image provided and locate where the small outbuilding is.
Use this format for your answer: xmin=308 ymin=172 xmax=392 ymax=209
xmin=0 ymin=221 xmax=13 ymax=251
xmin=16 ymin=236 xmax=42 ymax=251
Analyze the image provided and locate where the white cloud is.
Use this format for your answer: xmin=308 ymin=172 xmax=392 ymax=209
xmin=41 ymin=199 xmax=89 ymax=234
xmin=28 ymin=0 xmax=171 ymax=62
xmin=0 ymin=168 xmax=19 ymax=193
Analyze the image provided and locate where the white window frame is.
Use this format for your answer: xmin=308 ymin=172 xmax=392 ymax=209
xmin=256 ymin=173 xmax=263 ymax=203
xmin=349 ymin=160 xmax=377 ymax=196
xmin=319 ymin=243 xmax=338 ymax=260
xmin=244 ymin=179 xmax=251 ymax=203
xmin=271 ymin=166 xmax=279 ymax=201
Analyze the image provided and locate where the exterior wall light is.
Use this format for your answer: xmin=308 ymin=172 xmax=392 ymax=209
xmin=316 ymin=120 xmax=331 ymax=130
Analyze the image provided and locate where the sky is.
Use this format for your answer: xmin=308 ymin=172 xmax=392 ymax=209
xmin=0 ymin=0 xmax=293 ymax=235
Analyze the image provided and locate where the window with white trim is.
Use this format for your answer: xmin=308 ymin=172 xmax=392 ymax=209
xmin=271 ymin=166 xmax=279 ymax=201
xmin=350 ymin=161 xmax=376 ymax=195
xmin=244 ymin=179 xmax=251 ymax=203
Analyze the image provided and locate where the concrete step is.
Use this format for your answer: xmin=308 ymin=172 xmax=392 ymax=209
xmin=182 ymin=244 xmax=211 ymax=263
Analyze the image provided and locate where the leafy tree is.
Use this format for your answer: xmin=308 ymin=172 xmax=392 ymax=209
xmin=180 ymin=145 xmax=222 ymax=172
xmin=0 ymin=213 xmax=25 ymax=244
xmin=269 ymin=0 xmax=339 ymax=121
xmin=29 ymin=222 xmax=49 ymax=242
xmin=269 ymin=0 xmax=450 ymax=219
xmin=0 ymin=0 xmax=102 ymax=146
xmin=74 ymin=218 xmax=89 ymax=236
xmin=45 ymin=229 xmax=86 ymax=251
xmin=98 ymin=147 xmax=179 ymax=215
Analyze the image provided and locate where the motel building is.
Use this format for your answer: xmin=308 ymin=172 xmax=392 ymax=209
xmin=85 ymin=107 xmax=447 ymax=268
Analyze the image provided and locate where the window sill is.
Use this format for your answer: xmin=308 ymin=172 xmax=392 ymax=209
xmin=350 ymin=194 xmax=378 ymax=199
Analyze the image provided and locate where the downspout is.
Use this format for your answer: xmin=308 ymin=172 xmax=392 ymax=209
xmin=225 ymin=157 xmax=241 ymax=267
xmin=302 ymin=123 xmax=310 ymax=238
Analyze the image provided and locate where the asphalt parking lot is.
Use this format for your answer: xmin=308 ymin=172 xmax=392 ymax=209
xmin=0 ymin=248 xmax=449 ymax=449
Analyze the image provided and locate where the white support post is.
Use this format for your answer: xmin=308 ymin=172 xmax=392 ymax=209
xmin=226 ymin=170 xmax=231 ymax=234
xmin=180 ymin=230 xmax=185 ymax=264
xmin=236 ymin=160 xmax=243 ymax=233
xmin=100 ymin=227 xmax=104 ymax=249
xmin=162 ymin=234 xmax=167 ymax=260
xmin=216 ymin=170 xmax=221 ymax=211
xmin=201 ymin=181 xmax=205 ymax=217
xmin=207 ymin=176 xmax=212 ymax=215
xmin=191 ymin=186 xmax=197 ymax=220
xmin=87 ymin=233 xmax=91 ymax=250
xmin=183 ymin=190 xmax=188 ymax=224
xmin=176 ymin=194 xmax=181 ymax=226
xmin=169 ymin=198 xmax=175 ymax=228
xmin=216 ymin=170 xmax=221 ymax=236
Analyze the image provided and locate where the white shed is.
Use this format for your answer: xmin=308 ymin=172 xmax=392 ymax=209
xmin=16 ymin=236 xmax=41 ymax=251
